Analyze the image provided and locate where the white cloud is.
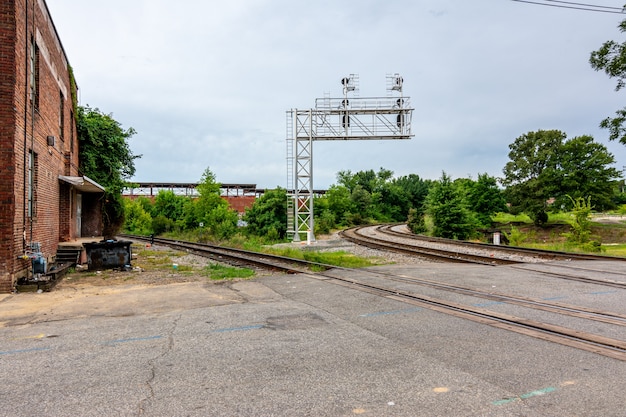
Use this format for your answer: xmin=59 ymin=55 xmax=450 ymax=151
xmin=47 ymin=0 xmax=626 ymax=188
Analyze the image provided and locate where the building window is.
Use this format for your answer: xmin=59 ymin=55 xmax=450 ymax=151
xmin=30 ymin=38 xmax=40 ymax=110
xmin=28 ymin=150 xmax=38 ymax=218
xmin=59 ymin=91 xmax=65 ymax=141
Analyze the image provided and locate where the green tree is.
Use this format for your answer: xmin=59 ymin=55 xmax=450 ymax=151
xmin=77 ymin=105 xmax=140 ymax=237
xmin=77 ymin=106 xmax=139 ymax=192
xmin=243 ymin=188 xmax=288 ymax=239
xmin=466 ymin=173 xmax=508 ymax=227
xmin=194 ymin=167 xmax=238 ymax=240
xmin=393 ymin=174 xmax=431 ymax=207
xmin=426 ymin=172 xmax=475 ymax=239
xmin=502 ymin=130 xmax=620 ymax=223
xmin=336 ymin=170 xmax=358 ymax=193
xmin=325 ymin=185 xmax=354 ymax=226
xmin=180 ymin=198 xmax=200 ymax=230
xmin=335 ymin=168 xmax=411 ymax=224
xmin=204 ymin=204 xmax=239 ymax=240
xmin=136 ymin=196 xmax=154 ymax=217
xmin=378 ymin=182 xmax=409 ymax=222
xmin=312 ymin=196 xmax=335 ymax=235
xmin=555 ymin=135 xmax=620 ymax=211
xmin=335 ymin=170 xmax=377 ymax=224
xmin=502 ymin=130 xmax=565 ymax=225
xmin=337 ymin=168 xmax=392 ymax=194
xmin=152 ymin=190 xmax=185 ymax=222
xmin=122 ymin=198 xmax=152 ymax=235
xmin=391 ymin=174 xmax=431 ymax=223
xmin=590 ymin=16 xmax=626 ymax=143
xmin=350 ymin=185 xmax=373 ymax=224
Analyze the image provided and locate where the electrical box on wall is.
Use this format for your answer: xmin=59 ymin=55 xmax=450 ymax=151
xmin=47 ymin=136 xmax=55 ymax=146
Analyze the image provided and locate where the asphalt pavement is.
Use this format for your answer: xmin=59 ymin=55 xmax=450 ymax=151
xmin=0 ymin=263 xmax=624 ymax=416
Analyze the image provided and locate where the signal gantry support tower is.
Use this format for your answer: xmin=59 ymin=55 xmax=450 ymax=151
xmin=286 ymin=74 xmax=414 ymax=242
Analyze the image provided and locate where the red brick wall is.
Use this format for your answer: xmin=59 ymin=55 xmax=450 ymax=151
xmin=0 ymin=0 xmax=18 ymax=292
xmin=0 ymin=0 xmax=79 ymax=292
xmin=223 ymin=196 xmax=256 ymax=214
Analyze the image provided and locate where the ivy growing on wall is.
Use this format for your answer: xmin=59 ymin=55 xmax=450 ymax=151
xmin=76 ymin=105 xmax=140 ymax=237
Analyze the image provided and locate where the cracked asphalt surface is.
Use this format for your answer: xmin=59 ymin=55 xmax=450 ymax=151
xmin=1 ymin=263 xmax=624 ymax=416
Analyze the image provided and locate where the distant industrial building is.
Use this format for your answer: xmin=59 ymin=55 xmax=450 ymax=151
xmin=122 ymin=183 xmax=327 ymax=215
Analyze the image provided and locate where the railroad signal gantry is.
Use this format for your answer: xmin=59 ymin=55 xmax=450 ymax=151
xmin=286 ymin=74 xmax=414 ymax=242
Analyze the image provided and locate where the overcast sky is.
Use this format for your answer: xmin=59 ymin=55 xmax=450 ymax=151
xmin=46 ymin=0 xmax=626 ymax=189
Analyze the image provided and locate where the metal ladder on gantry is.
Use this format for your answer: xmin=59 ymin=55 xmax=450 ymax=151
xmin=286 ymin=74 xmax=414 ymax=242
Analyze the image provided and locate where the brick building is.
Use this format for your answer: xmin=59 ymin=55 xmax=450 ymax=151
xmin=0 ymin=0 xmax=103 ymax=292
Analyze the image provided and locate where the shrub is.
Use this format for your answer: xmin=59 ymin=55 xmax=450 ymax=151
xmin=407 ymin=207 xmax=427 ymax=234
xmin=152 ymin=215 xmax=176 ymax=235
xmin=504 ymin=227 xmax=528 ymax=246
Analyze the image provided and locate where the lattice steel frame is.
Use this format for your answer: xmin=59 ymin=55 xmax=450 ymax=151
xmin=287 ymin=74 xmax=413 ymax=242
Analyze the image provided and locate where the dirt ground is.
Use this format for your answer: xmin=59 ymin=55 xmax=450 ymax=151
xmin=0 ymin=244 xmax=269 ymax=327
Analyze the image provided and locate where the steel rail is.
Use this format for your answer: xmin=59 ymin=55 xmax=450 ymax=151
xmin=379 ymin=224 xmax=625 ymax=262
xmin=310 ymin=272 xmax=626 ymax=362
xmin=509 ymin=265 xmax=626 ymax=289
xmin=339 ymin=227 xmax=520 ymax=266
xmin=121 ymin=234 xmax=626 ymax=361
xmin=376 ymin=225 xmax=626 ymax=288
xmin=321 ymin=268 xmax=626 ymax=327
xmin=121 ymin=234 xmax=321 ymax=274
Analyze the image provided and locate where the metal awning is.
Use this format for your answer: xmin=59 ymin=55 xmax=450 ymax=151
xmin=59 ymin=175 xmax=105 ymax=193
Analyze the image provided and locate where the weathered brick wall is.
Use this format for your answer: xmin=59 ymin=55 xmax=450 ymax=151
xmin=223 ymin=196 xmax=256 ymax=214
xmin=1 ymin=0 xmax=79 ymax=292
xmin=0 ymin=0 xmax=18 ymax=292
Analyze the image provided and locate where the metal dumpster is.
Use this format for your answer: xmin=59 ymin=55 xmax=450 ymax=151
xmin=83 ymin=240 xmax=132 ymax=270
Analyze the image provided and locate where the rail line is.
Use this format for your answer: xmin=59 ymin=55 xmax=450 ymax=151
xmin=339 ymin=227 xmax=520 ymax=265
xmin=121 ymin=233 xmax=626 ymax=361
xmin=120 ymin=234 xmax=328 ymax=274
xmin=312 ymin=272 xmax=626 ymax=361
xmin=345 ymin=224 xmax=626 ymax=289
xmin=323 ymin=268 xmax=626 ymax=327
xmin=510 ymin=264 xmax=626 ymax=289
xmin=378 ymin=224 xmax=624 ymax=262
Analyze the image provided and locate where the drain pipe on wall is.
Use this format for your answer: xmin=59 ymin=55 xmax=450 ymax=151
xmin=22 ymin=0 xmax=30 ymax=252
xmin=29 ymin=0 xmax=36 ymax=247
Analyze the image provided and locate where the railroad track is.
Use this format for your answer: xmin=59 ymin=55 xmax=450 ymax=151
xmin=328 ymin=267 xmax=626 ymax=327
xmin=313 ymin=271 xmax=626 ymax=362
xmin=121 ymin=233 xmax=626 ymax=361
xmin=379 ymin=224 xmax=623 ymax=262
xmin=346 ymin=224 xmax=626 ymax=289
xmin=510 ymin=263 xmax=626 ymax=289
xmin=339 ymin=226 xmax=520 ymax=265
xmin=120 ymin=234 xmax=324 ymax=274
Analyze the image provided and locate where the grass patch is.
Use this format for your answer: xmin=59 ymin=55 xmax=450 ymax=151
xmin=601 ymin=243 xmax=626 ymax=257
xmin=201 ymin=264 xmax=254 ymax=280
xmin=260 ymin=245 xmax=384 ymax=268
xmin=173 ymin=264 xmax=195 ymax=274
xmin=264 ymin=246 xmax=306 ymax=260
xmin=134 ymin=248 xmax=186 ymax=271
xmin=492 ymin=212 xmax=532 ymax=224
xmin=302 ymin=251 xmax=382 ymax=268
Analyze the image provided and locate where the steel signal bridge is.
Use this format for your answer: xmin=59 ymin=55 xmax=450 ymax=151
xmin=286 ymin=74 xmax=414 ymax=242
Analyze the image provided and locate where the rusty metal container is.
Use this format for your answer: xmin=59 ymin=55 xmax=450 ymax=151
xmin=83 ymin=240 xmax=132 ymax=270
